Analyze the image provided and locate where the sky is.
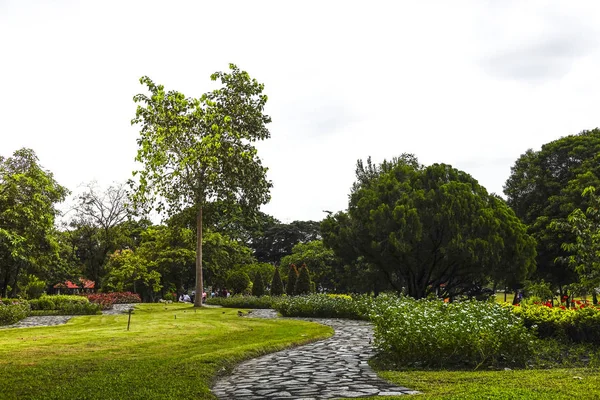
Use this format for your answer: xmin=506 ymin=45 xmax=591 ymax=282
xmin=2 ymin=1 xmax=600 ymax=223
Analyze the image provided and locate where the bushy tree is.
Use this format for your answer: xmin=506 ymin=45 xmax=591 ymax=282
xmin=270 ymin=267 xmax=284 ymax=296
xmin=280 ymin=240 xmax=340 ymax=292
xmin=131 ymin=64 xmax=272 ymax=306
xmin=323 ymin=155 xmax=536 ymax=299
xmin=0 ymin=148 xmax=68 ymax=297
xmin=294 ymin=264 xmax=312 ymax=295
xmin=505 ymin=129 xmax=600 ymax=294
xmin=251 ymin=271 xmax=265 ymax=297
xmin=252 ymin=220 xmax=321 ymax=264
xmin=228 ymin=271 xmax=251 ymax=295
xmin=104 ymin=249 xmax=162 ymax=300
xmin=286 ymin=264 xmax=298 ymax=296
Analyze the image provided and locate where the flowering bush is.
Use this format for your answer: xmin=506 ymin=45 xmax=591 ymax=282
xmin=0 ymin=298 xmax=30 ymax=325
xmin=84 ymin=292 xmax=141 ymax=310
xmin=371 ymin=297 xmax=534 ymax=368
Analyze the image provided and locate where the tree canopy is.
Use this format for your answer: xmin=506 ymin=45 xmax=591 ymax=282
xmin=323 ymin=155 xmax=536 ymax=299
xmin=131 ymin=64 xmax=272 ymax=306
xmin=504 ymin=128 xmax=600 ymax=292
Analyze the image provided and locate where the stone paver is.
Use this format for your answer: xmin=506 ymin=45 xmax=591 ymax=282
xmin=212 ymin=316 xmax=418 ymax=399
xmin=0 ymin=303 xmax=137 ymax=329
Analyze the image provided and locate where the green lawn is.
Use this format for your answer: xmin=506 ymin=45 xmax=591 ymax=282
xmin=348 ymin=368 xmax=600 ymax=399
xmin=0 ymin=303 xmax=332 ymax=400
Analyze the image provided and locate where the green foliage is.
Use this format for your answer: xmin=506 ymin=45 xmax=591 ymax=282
xmin=251 ymin=271 xmax=265 ymax=297
xmin=18 ymin=274 xmax=46 ymax=299
xmin=274 ymin=293 xmax=374 ymax=319
xmin=524 ymin=280 xmax=555 ymax=301
xmin=252 ymin=220 xmax=321 ymax=264
xmin=28 ymin=295 xmax=100 ymax=315
xmin=205 ymin=295 xmax=277 ymax=309
xmin=228 ymin=271 xmax=251 ymax=294
xmin=0 ymin=148 xmax=68 ymax=297
xmin=131 ymin=64 xmax=272 ymax=306
xmin=0 ymin=298 xmax=30 ymax=325
xmin=270 ymin=266 xmax=284 ymax=296
xmin=505 ymin=129 xmax=600 ymax=290
xmin=280 ymin=240 xmax=341 ymax=292
xmin=286 ymin=264 xmax=298 ymax=296
xmin=104 ymin=249 xmax=162 ymax=297
xmin=294 ymin=264 xmax=312 ymax=295
xmin=323 ymin=155 xmax=536 ymax=299
xmin=371 ymin=297 xmax=534 ymax=368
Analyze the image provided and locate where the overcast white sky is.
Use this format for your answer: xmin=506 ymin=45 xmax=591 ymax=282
xmin=2 ymin=1 xmax=599 ymax=223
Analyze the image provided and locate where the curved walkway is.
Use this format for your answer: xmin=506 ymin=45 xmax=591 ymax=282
xmin=212 ymin=314 xmax=417 ymax=399
xmin=0 ymin=303 xmax=136 ymax=329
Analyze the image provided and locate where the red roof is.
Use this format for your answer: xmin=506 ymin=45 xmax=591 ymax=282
xmin=80 ymin=279 xmax=95 ymax=289
xmin=53 ymin=279 xmax=95 ymax=289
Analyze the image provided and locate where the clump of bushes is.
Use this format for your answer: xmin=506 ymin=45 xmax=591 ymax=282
xmin=371 ymin=297 xmax=534 ymax=368
xmin=206 ymin=295 xmax=277 ymax=309
xmin=274 ymin=293 xmax=374 ymax=319
xmin=29 ymin=295 xmax=100 ymax=316
xmin=0 ymin=298 xmax=30 ymax=325
xmin=513 ymin=303 xmax=600 ymax=343
xmin=84 ymin=292 xmax=141 ymax=310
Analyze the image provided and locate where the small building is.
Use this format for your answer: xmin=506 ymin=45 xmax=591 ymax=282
xmin=53 ymin=278 xmax=95 ymax=295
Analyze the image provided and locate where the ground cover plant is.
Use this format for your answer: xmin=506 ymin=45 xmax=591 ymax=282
xmin=0 ymin=303 xmax=331 ymax=399
xmin=205 ymin=294 xmax=277 ymax=309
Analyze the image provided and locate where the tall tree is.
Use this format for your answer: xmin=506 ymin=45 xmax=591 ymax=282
xmin=286 ymin=264 xmax=298 ymax=296
xmin=323 ymin=155 xmax=536 ymax=299
xmin=504 ymin=129 xmax=600 ymax=294
xmin=270 ymin=267 xmax=284 ymax=296
xmin=131 ymin=64 xmax=272 ymax=306
xmin=280 ymin=240 xmax=341 ymax=292
xmin=0 ymin=149 xmax=68 ymax=297
xmin=252 ymin=220 xmax=321 ymax=264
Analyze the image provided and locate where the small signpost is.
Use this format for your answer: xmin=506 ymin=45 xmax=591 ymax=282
xmin=127 ymin=308 xmax=133 ymax=331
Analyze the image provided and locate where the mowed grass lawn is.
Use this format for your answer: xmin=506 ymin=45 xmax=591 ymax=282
xmin=0 ymin=303 xmax=332 ymax=400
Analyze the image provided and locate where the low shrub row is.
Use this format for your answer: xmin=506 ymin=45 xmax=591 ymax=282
xmin=84 ymin=292 xmax=141 ymax=310
xmin=29 ymin=295 xmax=100 ymax=315
xmin=274 ymin=294 xmax=374 ymax=319
xmin=0 ymin=298 xmax=30 ymax=325
xmin=514 ymin=303 xmax=600 ymax=343
xmin=206 ymin=295 xmax=277 ymax=309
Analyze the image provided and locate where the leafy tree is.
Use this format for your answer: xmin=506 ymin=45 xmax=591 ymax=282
xmin=555 ymin=187 xmax=600 ymax=302
xmin=104 ymin=249 xmax=162 ymax=300
xmin=251 ymin=271 xmax=265 ymax=297
xmin=0 ymin=148 xmax=68 ymax=297
xmin=286 ymin=264 xmax=298 ymax=296
xmin=324 ymin=155 xmax=536 ymax=299
xmin=294 ymin=264 xmax=312 ymax=295
xmin=505 ymin=129 xmax=600 ymax=294
xmin=202 ymin=231 xmax=255 ymax=289
xmin=252 ymin=220 xmax=321 ymax=264
xmin=131 ymin=64 xmax=272 ymax=306
xmin=280 ymin=240 xmax=340 ymax=292
xmin=270 ymin=267 xmax=284 ymax=296
xmin=228 ymin=271 xmax=250 ymax=295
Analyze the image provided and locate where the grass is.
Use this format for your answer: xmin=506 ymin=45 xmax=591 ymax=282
xmin=347 ymin=368 xmax=600 ymax=399
xmin=0 ymin=303 xmax=332 ymax=400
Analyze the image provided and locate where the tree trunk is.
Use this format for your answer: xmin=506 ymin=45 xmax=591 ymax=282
xmin=10 ymin=263 xmax=21 ymax=298
xmin=194 ymin=206 xmax=204 ymax=307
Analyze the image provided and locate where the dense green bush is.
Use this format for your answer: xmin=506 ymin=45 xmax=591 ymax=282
xmin=252 ymin=272 xmax=265 ymax=297
xmin=513 ymin=303 xmax=600 ymax=343
xmin=228 ymin=271 xmax=251 ymax=295
xmin=0 ymin=298 xmax=30 ymax=325
xmin=294 ymin=265 xmax=311 ymax=295
xmin=286 ymin=265 xmax=298 ymax=296
xmin=371 ymin=297 xmax=534 ymax=368
xmin=28 ymin=295 xmax=100 ymax=315
xmin=205 ymin=295 xmax=278 ymax=309
xmin=274 ymin=293 xmax=374 ymax=319
xmin=270 ymin=268 xmax=284 ymax=296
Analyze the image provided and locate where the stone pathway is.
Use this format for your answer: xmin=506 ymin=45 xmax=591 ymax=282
xmin=212 ymin=315 xmax=417 ymax=399
xmin=0 ymin=303 xmax=137 ymax=329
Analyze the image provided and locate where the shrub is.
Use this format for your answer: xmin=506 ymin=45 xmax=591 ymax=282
xmin=252 ymin=272 xmax=265 ymax=297
xmin=270 ymin=268 xmax=284 ymax=296
xmin=371 ymin=297 xmax=534 ymax=368
xmin=294 ymin=264 xmax=311 ymax=295
xmin=85 ymin=292 xmax=141 ymax=307
xmin=0 ymin=298 xmax=30 ymax=325
xmin=28 ymin=295 xmax=100 ymax=315
xmin=274 ymin=293 xmax=374 ymax=319
xmin=205 ymin=295 xmax=277 ymax=309
xmin=228 ymin=271 xmax=251 ymax=295
xmin=286 ymin=264 xmax=298 ymax=296
xmin=19 ymin=275 xmax=46 ymax=299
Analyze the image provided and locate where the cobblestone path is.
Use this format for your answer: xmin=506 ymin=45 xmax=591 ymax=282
xmin=212 ymin=317 xmax=417 ymax=399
